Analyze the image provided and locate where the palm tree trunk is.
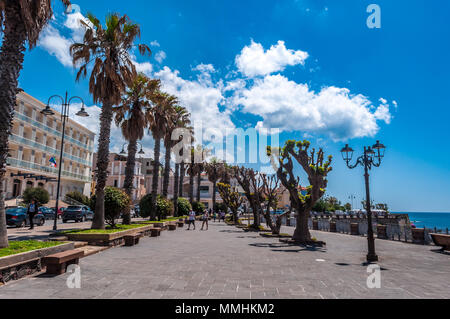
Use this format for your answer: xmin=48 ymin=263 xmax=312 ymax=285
xmin=179 ymin=161 xmax=185 ymax=197
xmin=122 ymin=138 xmax=138 ymax=225
xmin=0 ymin=2 xmax=27 ymax=248
xmin=92 ymin=102 xmax=114 ymax=229
xmin=162 ymin=143 xmax=171 ymax=198
xmin=189 ymin=151 xmax=194 ymax=204
xmin=151 ymin=137 xmax=161 ymax=220
xmin=173 ymin=163 xmax=179 ymax=217
xmin=196 ymin=170 xmax=201 ymax=202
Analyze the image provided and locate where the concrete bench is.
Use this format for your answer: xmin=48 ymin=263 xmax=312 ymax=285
xmin=430 ymin=234 xmax=450 ymax=251
xmin=177 ymin=221 xmax=184 ymax=228
xmin=150 ymin=227 xmax=162 ymax=237
xmin=42 ymin=250 xmax=84 ymax=275
xmin=124 ymin=233 xmax=142 ymax=246
xmin=168 ymin=223 xmax=177 ymax=231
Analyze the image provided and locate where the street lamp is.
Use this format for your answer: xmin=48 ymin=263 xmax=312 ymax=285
xmin=341 ymin=140 xmax=386 ymax=263
xmin=41 ymin=92 xmax=89 ymax=231
xmin=119 ymin=142 xmax=145 ymax=156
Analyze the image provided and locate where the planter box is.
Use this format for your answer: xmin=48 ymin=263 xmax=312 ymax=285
xmin=65 ymin=226 xmax=153 ymax=247
xmin=330 ymin=222 xmax=337 ymax=233
xmin=377 ymin=225 xmax=388 ymax=239
xmin=430 ymin=233 xmax=450 ymax=251
xmin=152 ymin=222 xmax=167 ymax=230
xmin=350 ymin=223 xmax=359 ymax=236
xmin=0 ymin=242 xmax=74 ymax=284
xmin=312 ymin=220 xmax=319 ymax=230
xmin=411 ymin=228 xmax=425 ymax=244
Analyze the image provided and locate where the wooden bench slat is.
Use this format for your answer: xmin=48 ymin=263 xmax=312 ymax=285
xmin=42 ymin=250 xmax=84 ymax=265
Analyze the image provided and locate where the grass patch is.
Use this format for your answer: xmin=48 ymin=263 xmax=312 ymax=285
xmin=62 ymin=224 xmax=149 ymax=235
xmin=136 ymin=216 xmax=187 ymax=224
xmin=0 ymin=240 xmax=64 ymax=258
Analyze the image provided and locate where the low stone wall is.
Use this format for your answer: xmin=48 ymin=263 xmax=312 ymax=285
xmin=0 ymin=242 xmax=75 ymax=285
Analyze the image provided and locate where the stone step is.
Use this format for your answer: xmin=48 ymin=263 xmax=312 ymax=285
xmin=73 ymin=241 xmax=89 ymax=248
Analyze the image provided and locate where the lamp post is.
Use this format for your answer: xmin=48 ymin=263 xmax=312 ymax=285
xmin=341 ymin=141 xmax=386 ymax=263
xmin=119 ymin=142 xmax=145 ymax=156
xmin=41 ymin=92 xmax=89 ymax=231
xmin=349 ymin=194 xmax=356 ymax=211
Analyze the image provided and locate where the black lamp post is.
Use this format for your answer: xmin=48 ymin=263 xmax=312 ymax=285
xmin=41 ymin=92 xmax=89 ymax=231
xmin=341 ymin=141 xmax=386 ymax=263
xmin=119 ymin=142 xmax=145 ymax=156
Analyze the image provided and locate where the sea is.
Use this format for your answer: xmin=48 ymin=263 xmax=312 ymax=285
xmin=392 ymin=212 xmax=450 ymax=231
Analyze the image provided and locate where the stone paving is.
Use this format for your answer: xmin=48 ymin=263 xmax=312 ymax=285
xmin=0 ymin=221 xmax=449 ymax=299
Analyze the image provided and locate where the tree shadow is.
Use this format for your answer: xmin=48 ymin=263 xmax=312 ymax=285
xmin=249 ymin=242 xmax=326 ymax=253
xmin=429 ymin=249 xmax=450 ymax=256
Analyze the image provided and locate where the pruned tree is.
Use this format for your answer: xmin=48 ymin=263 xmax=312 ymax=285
xmin=268 ymin=140 xmax=332 ymax=244
xmin=233 ymin=166 xmax=262 ymax=229
xmin=217 ymin=183 xmax=243 ymax=224
xmin=260 ymin=173 xmax=287 ymax=235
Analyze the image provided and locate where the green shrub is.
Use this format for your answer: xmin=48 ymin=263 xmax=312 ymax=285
xmin=22 ymin=187 xmax=50 ymax=205
xmin=65 ymin=191 xmax=90 ymax=206
xmin=192 ymin=201 xmax=205 ymax=214
xmin=90 ymin=187 xmax=130 ymax=227
xmin=214 ymin=202 xmax=227 ymax=212
xmin=156 ymin=195 xmax=173 ymax=220
xmin=139 ymin=194 xmax=153 ymax=219
xmin=139 ymin=195 xmax=174 ymax=220
xmin=177 ymin=198 xmax=192 ymax=216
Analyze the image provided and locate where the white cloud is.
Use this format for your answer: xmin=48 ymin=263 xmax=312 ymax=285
xmin=233 ymin=74 xmax=392 ymax=141
xmin=154 ymin=66 xmax=235 ymax=141
xmin=235 ymin=40 xmax=309 ymax=77
xmin=154 ymin=51 xmax=167 ymax=63
xmin=39 ymin=25 xmax=73 ymax=67
xmin=150 ymin=40 xmax=160 ymax=47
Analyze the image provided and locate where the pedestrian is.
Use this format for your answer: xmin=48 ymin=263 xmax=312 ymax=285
xmin=187 ymin=210 xmax=196 ymax=230
xmin=213 ymin=210 xmax=217 ymax=222
xmin=221 ymin=211 xmax=226 ymax=222
xmin=27 ymin=199 xmax=39 ymax=230
xmin=201 ymin=210 xmax=209 ymax=231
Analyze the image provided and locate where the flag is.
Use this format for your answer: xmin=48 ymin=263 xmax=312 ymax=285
xmin=49 ymin=157 xmax=57 ymax=168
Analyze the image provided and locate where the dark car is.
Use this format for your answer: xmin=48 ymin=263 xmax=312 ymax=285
xmin=6 ymin=207 xmax=46 ymax=228
xmin=62 ymin=206 xmax=94 ymax=223
xmin=39 ymin=207 xmax=56 ymax=220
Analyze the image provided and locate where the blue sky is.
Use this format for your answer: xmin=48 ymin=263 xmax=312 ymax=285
xmin=13 ymin=0 xmax=450 ymax=212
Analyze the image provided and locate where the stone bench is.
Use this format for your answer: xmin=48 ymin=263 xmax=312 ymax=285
xmin=430 ymin=234 xmax=450 ymax=251
xmin=168 ymin=223 xmax=177 ymax=231
xmin=124 ymin=233 xmax=142 ymax=247
xmin=150 ymin=228 xmax=162 ymax=237
xmin=177 ymin=221 xmax=184 ymax=228
xmin=42 ymin=250 xmax=84 ymax=275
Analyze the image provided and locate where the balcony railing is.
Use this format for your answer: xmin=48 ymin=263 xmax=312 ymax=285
xmin=7 ymin=158 xmax=91 ymax=183
xmin=14 ymin=110 xmax=94 ymax=152
xmin=9 ymin=134 xmax=91 ymax=167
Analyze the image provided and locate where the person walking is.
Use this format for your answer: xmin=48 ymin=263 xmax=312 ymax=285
xmin=213 ymin=210 xmax=217 ymax=222
xmin=187 ymin=210 xmax=196 ymax=230
xmin=27 ymin=199 xmax=39 ymax=230
xmin=201 ymin=210 xmax=209 ymax=231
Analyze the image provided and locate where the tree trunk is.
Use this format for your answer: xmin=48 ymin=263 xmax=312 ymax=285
xmin=196 ymin=170 xmax=201 ymax=202
xmin=0 ymin=2 xmax=27 ymax=248
xmin=292 ymin=209 xmax=312 ymax=243
xmin=212 ymin=181 xmax=217 ymax=213
xmin=92 ymin=102 xmax=114 ymax=229
xmin=122 ymin=138 xmax=137 ymax=225
xmin=179 ymin=161 xmax=185 ymax=197
xmin=162 ymin=143 xmax=171 ymax=198
xmin=151 ymin=138 xmax=161 ymax=220
xmin=173 ymin=163 xmax=179 ymax=217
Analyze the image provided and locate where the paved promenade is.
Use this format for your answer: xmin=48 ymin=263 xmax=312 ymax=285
xmin=1 ymin=222 xmax=449 ymax=299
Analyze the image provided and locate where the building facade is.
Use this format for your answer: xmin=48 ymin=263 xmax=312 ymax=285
xmin=93 ymin=153 xmax=146 ymax=202
xmin=4 ymin=91 xmax=95 ymax=201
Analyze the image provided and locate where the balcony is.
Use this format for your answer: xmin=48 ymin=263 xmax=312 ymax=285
xmin=9 ymin=134 xmax=91 ymax=166
xmin=7 ymin=158 xmax=91 ymax=183
xmin=14 ymin=110 xmax=94 ymax=152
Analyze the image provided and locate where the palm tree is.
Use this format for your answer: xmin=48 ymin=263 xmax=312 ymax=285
xmin=114 ymin=73 xmax=160 ymax=224
xmin=205 ymin=158 xmax=223 ymax=214
xmin=162 ymin=102 xmax=188 ymax=198
xmin=164 ymin=106 xmax=191 ymax=215
xmin=71 ymin=13 xmax=151 ymax=229
xmin=0 ymin=0 xmax=71 ymax=248
xmin=148 ymin=92 xmax=174 ymax=220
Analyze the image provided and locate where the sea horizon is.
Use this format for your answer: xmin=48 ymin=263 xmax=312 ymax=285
xmin=392 ymin=212 xmax=450 ymax=230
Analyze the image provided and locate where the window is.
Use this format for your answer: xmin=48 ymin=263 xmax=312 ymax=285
xmin=114 ymin=180 xmax=118 ymax=187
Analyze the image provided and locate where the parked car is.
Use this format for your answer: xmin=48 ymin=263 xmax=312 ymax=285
xmin=39 ymin=207 xmax=56 ymax=220
xmin=62 ymin=206 xmax=94 ymax=223
xmin=6 ymin=207 xmax=46 ymax=228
